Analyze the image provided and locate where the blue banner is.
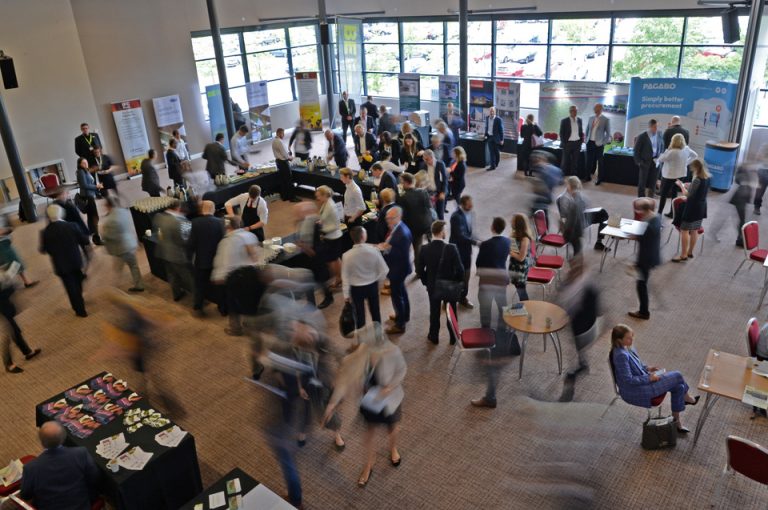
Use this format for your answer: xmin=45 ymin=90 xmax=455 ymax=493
xmin=206 ymin=84 xmax=228 ymax=149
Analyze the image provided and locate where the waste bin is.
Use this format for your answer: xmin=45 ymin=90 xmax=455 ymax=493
xmin=704 ymin=141 xmax=739 ymax=192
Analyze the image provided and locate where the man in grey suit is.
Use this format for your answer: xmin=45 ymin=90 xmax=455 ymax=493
xmin=633 ymin=119 xmax=664 ymax=198
xmin=100 ymin=197 xmax=144 ymax=292
xmin=585 ymin=104 xmax=611 ymax=184
xmin=202 ymin=133 xmax=242 ymax=178
xmin=153 ymin=199 xmax=192 ymax=301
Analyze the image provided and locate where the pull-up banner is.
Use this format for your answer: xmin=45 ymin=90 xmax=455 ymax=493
xmin=111 ymin=99 xmax=150 ymax=175
xmin=337 ymin=18 xmax=363 ymax=112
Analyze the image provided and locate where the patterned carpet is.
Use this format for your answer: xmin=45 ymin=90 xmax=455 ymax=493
xmin=1 ymin=140 xmax=767 ymax=509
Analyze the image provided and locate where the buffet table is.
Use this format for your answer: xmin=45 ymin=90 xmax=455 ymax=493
xmin=459 ymin=133 xmax=489 ymax=168
xmin=291 ymin=166 xmax=375 ymax=199
xmin=202 ymin=171 xmax=280 ymax=208
xmin=35 ymin=372 xmax=202 ymax=510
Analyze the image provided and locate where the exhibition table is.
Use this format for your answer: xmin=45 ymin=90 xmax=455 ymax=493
xmin=291 ymin=166 xmax=375 ymax=199
xmin=534 ymin=142 xmax=586 ymax=177
xmin=202 ymin=171 xmax=280 ymax=208
xmin=459 ymin=134 xmax=489 ymax=168
xmin=602 ymin=151 xmax=639 ymax=186
xmin=35 ymin=372 xmax=202 ymax=510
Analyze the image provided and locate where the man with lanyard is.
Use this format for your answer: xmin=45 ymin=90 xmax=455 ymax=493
xmin=75 ymin=123 xmax=102 ymax=165
xmin=230 ymin=125 xmax=251 ymax=171
xmin=91 ymin=145 xmax=118 ymax=196
xmin=225 ymin=184 xmax=268 ymax=242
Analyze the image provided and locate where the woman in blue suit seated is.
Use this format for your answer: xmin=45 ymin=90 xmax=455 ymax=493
xmin=610 ymin=324 xmax=699 ymax=433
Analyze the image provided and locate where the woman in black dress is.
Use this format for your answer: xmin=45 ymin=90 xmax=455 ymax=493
xmin=672 ymin=159 xmax=710 ymax=262
xmin=519 ymin=114 xmax=542 ymax=176
xmin=448 ymin=146 xmax=467 ymax=204
xmin=399 ymin=134 xmax=423 ymax=174
xmin=378 ymin=131 xmax=400 ymax=166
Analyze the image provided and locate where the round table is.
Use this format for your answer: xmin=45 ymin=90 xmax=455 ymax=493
xmin=503 ymin=300 xmax=569 ymax=379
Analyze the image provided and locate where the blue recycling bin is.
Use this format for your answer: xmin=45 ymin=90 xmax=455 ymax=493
xmin=704 ymin=141 xmax=739 ymax=192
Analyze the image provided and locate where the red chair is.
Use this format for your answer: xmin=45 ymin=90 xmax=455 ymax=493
xmin=445 ymin=303 xmax=495 ymax=384
xmin=529 ymin=237 xmax=564 ymax=271
xmin=733 ymin=221 xmax=768 ymax=278
xmin=665 ymin=196 xmax=705 ymax=255
xmin=39 ymin=173 xmax=59 ymax=190
xmin=711 ymin=436 xmax=768 ymax=504
xmin=533 ymin=209 xmax=567 ymax=256
xmin=607 ymin=354 xmax=666 ymax=420
xmin=747 ymin=318 xmax=760 ymax=359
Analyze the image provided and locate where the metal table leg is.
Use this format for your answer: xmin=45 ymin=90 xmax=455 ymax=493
xmin=599 ymin=237 xmax=612 ymax=273
xmin=692 ymin=393 xmax=720 ymax=447
xmin=518 ymin=333 xmax=530 ymax=380
xmin=549 ymin=332 xmax=562 ymax=374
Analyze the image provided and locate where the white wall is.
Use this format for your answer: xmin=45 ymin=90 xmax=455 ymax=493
xmin=0 ymin=0 xmax=100 ymax=181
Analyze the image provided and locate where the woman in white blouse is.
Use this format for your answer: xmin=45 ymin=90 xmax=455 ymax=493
xmin=315 ymin=185 xmax=343 ymax=289
xmin=657 ymin=133 xmax=697 ymax=218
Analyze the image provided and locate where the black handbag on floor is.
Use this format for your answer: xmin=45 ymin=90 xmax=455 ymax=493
xmin=433 ymin=245 xmax=463 ymax=303
xmin=339 ymin=301 xmax=356 ymax=338
xmin=641 ymin=415 xmax=678 ymax=450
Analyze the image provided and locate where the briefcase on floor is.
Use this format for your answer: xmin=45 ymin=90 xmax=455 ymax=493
xmin=641 ymin=415 xmax=678 ymax=450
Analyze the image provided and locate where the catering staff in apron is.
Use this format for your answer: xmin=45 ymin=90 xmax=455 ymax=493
xmin=224 ymin=184 xmax=268 ymax=242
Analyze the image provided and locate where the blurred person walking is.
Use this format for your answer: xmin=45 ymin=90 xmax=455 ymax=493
xmin=75 ymin=157 xmax=103 ymax=245
xmin=0 ymin=262 xmax=41 ymax=374
xmin=100 ymin=197 xmax=144 ymax=292
xmin=188 ymin=200 xmax=225 ymax=315
xmin=556 ymin=176 xmax=587 ymax=256
xmin=628 ymin=199 xmax=660 ymax=321
xmin=153 ymin=199 xmax=192 ymax=302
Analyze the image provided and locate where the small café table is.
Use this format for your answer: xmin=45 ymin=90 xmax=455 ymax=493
xmin=503 ymin=300 xmax=570 ymax=379
xmin=597 ymin=218 xmax=648 ymax=273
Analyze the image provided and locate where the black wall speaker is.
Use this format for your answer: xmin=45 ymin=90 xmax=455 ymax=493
xmin=319 ymin=24 xmax=330 ymax=45
xmin=722 ymin=8 xmax=740 ymax=45
xmin=0 ymin=55 xmax=18 ymax=90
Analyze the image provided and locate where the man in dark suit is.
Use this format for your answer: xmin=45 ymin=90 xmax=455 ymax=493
xmin=417 ymin=220 xmax=464 ymax=344
xmin=372 ymin=163 xmax=397 ymax=196
xmin=559 ymin=105 xmax=583 ymax=177
xmin=378 ymin=206 xmax=413 ymax=335
xmin=633 ymin=119 xmax=663 ymax=198
xmin=475 ymin=217 xmax=511 ymax=332
xmin=355 ymin=108 xmax=377 ymax=136
xmin=74 ymin=122 xmax=102 ymax=164
xmin=396 ymin=172 xmax=432 ymax=269
xmin=20 ymin=421 xmax=100 ymax=510
xmin=141 ymin=149 xmax=162 ymax=197
xmin=376 ymin=188 xmax=397 ymax=243
xmin=188 ymin=200 xmax=225 ymax=315
xmin=629 ymin=198 xmax=661 ymax=320
xmin=338 ymin=90 xmax=356 ymax=141
xmin=663 ymin=115 xmax=689 ymax=148
xmin=422 ymin=149 xmax=449 ymax=220
xmin=153 ymin=199 xmax=192 ymax=302
xmin=353 ymin=124 xmax=378 ymax=171
xmin=484 ymin=106 xmax=504 ymax=171
xmin=429 ymin=134 xmax=452 ymax=167
xmin=51 ymin=190 xmax=89 ymax=238
xmin=450 ymin=195 xmax=479 ymax=308
xmin=325 ymin=129 xmax=348 ymax=168
xmin=202 ymin=133 xmax=241 ymax=178
xmin=40 ymin=204 xmax=90 ymax=317
xmin=362 ymin=95 xmax=379 ymax=123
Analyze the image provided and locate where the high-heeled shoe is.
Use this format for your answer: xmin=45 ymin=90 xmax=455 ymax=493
xmin=677 ymin=425 xmax=690 ymax=434
xmin=5 ymin=365 xmax=23 ymax=374
xmin=357 ymin=468 xmax=373 ymax=488
xmin=685 ymin=395 xmax=700 ymax=406
xmin=25 ymin=348 xmax=42 ymax=361
xmin=390 ymin=454 xmax=401 ymax=467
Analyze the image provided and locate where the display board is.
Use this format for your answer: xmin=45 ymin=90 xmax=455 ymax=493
xmin=625 ymin=77 xmax=738 ymax=156
xmin=296 ymin=72 xmax=322 ymax=130
xmin=495 ymin=81 xmax=521 ymax=142
xmin=468 ymin=79 xmax=494 ymax=135
xmin=245 ymin=81 xmax=271 ymax=143
xmin=151 ymin=94 xmax=185 ymax=150
xmin=538 ymin=81 xmax=629 ymax=140
xmin=111 ymin=99 xmax=151 ymax=175
xmin=438 ymin=75 xmax=460 ymax=117
xmin=205 ymin=85 xmax=229 ymax=148
xmin=398 ymin=73 xmax=420 ymax=116
xmin=337 ymin=18 xmax=363 ymax=107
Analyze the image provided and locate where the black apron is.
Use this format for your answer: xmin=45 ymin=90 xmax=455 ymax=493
xmin=241 ymin=197 xmax=265 ymax=242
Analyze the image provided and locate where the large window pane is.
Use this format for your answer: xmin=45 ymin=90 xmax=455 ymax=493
xmin=268 ymin=78 xmax=294 ymax=104
xmin=496 ymin=45 xmax=546 ymax=79
xmin=495 ymin=19 xmax=548 ymax=44
xmin=291 ymin=46 xmax=319 ymax=73
xmin=754 ymin=90 xmax=768 ymax=126
xmin=421 ymin=75 xmax=439 ymax=102
xmin=446 ymin=21 xmax=493 ymax=43
xmin=403 ymin=45 xmax=444 ymax=74
xmin=611 ymin=46 xmax=680 ymax=82
xmin=363 ymin=22 xmax=398 ymax=43
xmin=243 ymin=29 xmax=286 ymax=53
xmin=550 ymin=46 xmax=608 ymax=81
xmin=289 ymin=25 xmax=316 ymax=46
xmin=229 ymin=87 xmax=248 ymax=113
xmin=551 ymin=19 xmax=611 ymax=44
xmin=195 ymin=59 xmax=218 ymax=93
xmin=686 ymin=16 xmax=748 ymax=45
xmin=365 ymin=73 xmax=399 ymax=97
xmin=403 ymin=22 xmax=443 ymax=43
xmin=613 ymin=17 xmax=684 ymax=44
xmin=221 ymin=34 xmax=243 ymax=56
xmin=468 ymin=45 xmax=492 ymax=77
xmin=223 ymin=56 xmax=245 ymax=87
xmin=192 ymin=36 xmax=215 ymax=60
xmin=365 ymin=44 xmax=400 ymax=72
xmin=681 ymin=46 xmax=743 ymax=81
xmin=247 ymin=51 xmax=290 ymax=81
xmin=447 ymin=45 xmax=459 ymax=75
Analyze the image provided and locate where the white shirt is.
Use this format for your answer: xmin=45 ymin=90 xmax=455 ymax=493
xmin=486 ymin=116 xmax=495 ymax=136
xmin=319 ymin=200 xmax=343 ymax=240
xmin=272 ymin=137 xmax=290 ymax=161
xmin=341 ymin=243 xmax=389 ymax=298
xmin=175 ymin=138 xmax=190 ymax=161
xmin=231 ymin=134 xmax=249 ymax=165
xmin=359 ymin=133 xmax=367 ymax=153
xmin=381 ymin=161 xmax=401 ymax=174
xmin=343 ymin=181 xmax=366 ymax=218
xmin=211 ymin=229 xmax=257 ymax=281
xmin=568 ymin=117 xmax=580 ymax=142
xmin=658 ymin=146 xmax=698 ymax=179
xmin=224 ymin=192 xmax=269 ymax=225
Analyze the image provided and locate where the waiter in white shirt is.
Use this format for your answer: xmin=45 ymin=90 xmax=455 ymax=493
xmin=342 ymin=226 xmax=389 ymax=328
xmin=230 ymin=125 xmax=251 ymax=170
xmin=339 ymin=167 xmax=366 ymax=226
xmin=224 ymin=184 xmax=268 ymax=242
xmin=272 ymin=128 xmax=300 ymax=202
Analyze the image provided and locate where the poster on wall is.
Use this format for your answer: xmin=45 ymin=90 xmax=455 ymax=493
xmin=438 ymin=75 xmax=460 ymax=116
xmin=625 ymin=77 xmax=737 ymax=156
xmin=205 ymin=84 xmax=229 ymax=148
xmin=296 ymin=72 xmax=322 ymax=130
xmin=468 ymin=79 xmax=494 ymax=135
xmin=337 ymin=18 xmax=363 ymax=108
xmin=245 ymin=81 xmax=272 ymax=143
xmin=152 ymin=94 xmax=185 ymax=150
xmin=494 ymin=81 xmax=521 ymax=145
xmin=538 ymin=82 xmax=629 ymax=140
xmin=398 ymin=73 xmax=421 ymax=116
xmin=111 ymin=99 xmax=151 ymax=175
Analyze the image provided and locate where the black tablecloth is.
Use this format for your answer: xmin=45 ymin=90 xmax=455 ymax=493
xmin=35 ymin=372 xmax=202 ymax=510
xmin=179 ymin=468 xmax=260 ymax=510
xmin=291 ymin=167 xmax=375 ymax=199
xmin=602 ymin=152 xmax=639 ymax=186
xmin=458 ymin=135 xmax=488 ymax=168
xmin=534 ymin=144 xmax=586 ymax=176
xmin=202 ymin=172 xmax=280 ymax=208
